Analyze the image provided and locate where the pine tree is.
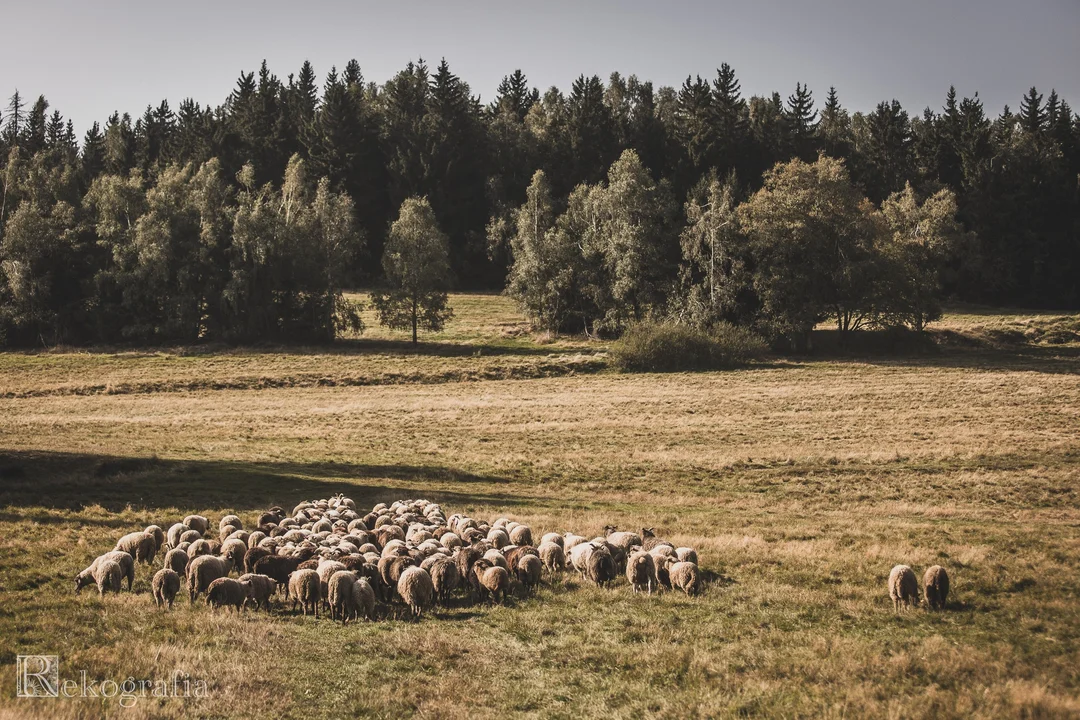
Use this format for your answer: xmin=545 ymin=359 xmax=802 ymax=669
xmin=711 ymin=63 xmax=748 ymax=174
xmin=1019 ymin=86 xmax=1046 ymax=136
xmin=80 ymin=122 xmax=106 ymax=185
xmin=495 ymin=69 xmax=536 ymax=121
xmin=567 ymin=75 xmax=617 ymax=188
xmin=22 ymin=95 xmax=49 ymax=155
xmin=816 ymin=86 xmax=851 ymax=160
xmin=3 ymin=90 xmax=25 ymax=147
xmin=785 ymin=82 xmax=818 ymax=158
xmin=675 ymin=75 xmax=714 ymax=176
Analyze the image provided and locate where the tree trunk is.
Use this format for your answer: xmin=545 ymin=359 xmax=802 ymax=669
xmin=411 ymin=295 xmax=418 ymax=344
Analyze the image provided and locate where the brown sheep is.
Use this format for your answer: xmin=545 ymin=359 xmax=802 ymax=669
xmin=430 ymin=559 xmax=461 ymax=605
xmin=206 ymin=577 xmax=250 ymax=612
xmin=476 ymin=564 xmax=510 ymax=605
xmin=923 ymin=565 xmax=950 ymax=610
xmin=187 ymin=555 xmax=234 ymax=602
xmin=516 ymin=555 xmax=542 ymax=595
xmin=152 ymin=569 xmax=181 ymax=609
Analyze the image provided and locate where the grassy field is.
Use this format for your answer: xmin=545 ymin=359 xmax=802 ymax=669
xmin=1 ymin=294 xmax=1078 ymax=718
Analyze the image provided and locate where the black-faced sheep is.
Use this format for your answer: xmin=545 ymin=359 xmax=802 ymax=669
xmin=288 ymin=568 xmax=320 ymax=616
xmin=187 ymin=554 xmax=234 ymax=602
xmin=397 ymin=566 xmax=434 ymax=619
xmin=206 ymin=577 xmax=250 ymax=612
xmin=923 ymin=565 xmax=950 ymax=610
xmin=626 ymin=551 xmax=656 ymax=594
xmin=238 ymin=573 xmax=278 ymax=612
xmin=152 ymin=568 xmax=181 ymax=609
xmin=669 ymin=561 xmax=700 ymax=596
xmin=889 ymin=564 xmax=919 ymax=612
xmin=115 ymin=531 xmax=157 ymax=565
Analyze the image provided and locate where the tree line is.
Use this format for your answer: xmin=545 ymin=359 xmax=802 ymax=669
xmin=0 ymin=58 xmax=1077 ymax=346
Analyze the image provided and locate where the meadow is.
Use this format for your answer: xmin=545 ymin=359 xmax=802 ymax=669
xmin=0 ymin=294 xmax=1077 ymax=718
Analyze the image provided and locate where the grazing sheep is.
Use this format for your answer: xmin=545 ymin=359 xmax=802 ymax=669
xmin=675 ymin=547 xmax=699 ymax=565
xmin=327 ymin=571 xmax=358 ymax=623
xmin=604 ymin=526 xmax=642 ymax=553
xmin=641 ymin=528 xmax=674 ymax=553
xmin=152 ymin=569 xmax=181 ymax=609
xmin=505 ymin=546 xmax=539 ymax=572
xmin=540 ymin=532 xmax=563 ymax=548
xmin=187 ymin=539 xmax=211 ymax=559
xmin=144 ymin=525 xmax=165 ymax=555
xmin=509 ymin=525 xmax=533 ymax=547
xmin=288 ymin=569 xmax=321 ymax=616
xmin=206 ymin=577 xmax=250 ymax=612
xmin=477 ymin=564 xmax=510 ymax=605
xmin=220 ymin=539 xmax=247 ymax=572
xmin=166 ymin=523 xmax=188 ymax=550
xmin=238 ymin=573 xmax=277 ymax=612
xmin=517 ymin=555 xmax=542 ymax=595
xmin=378 ymin=555 xmax=415 ymax=602
xmin=351 ymin=577 xmax=376 ymax=621
xmin=889 ymin=565 xmax=920 ymax=612
xmin=653 ymin=555 xmax=673 ymax=591
xmin=317 ymin=561 xmax=347 ymax=605
xmin=76 ymin=559 xmax=123 ymax=597
xmin=179 ymin=529 xmax=203 ymax=545
xmin=115 ymin=531 xmax=157 ymax=565
xmin=430 ymin=559 xmax=461 ymax=606
xmin=563 ymin=533 xmax=587 ymax=555
xmin=538 ymin=542 xmax=565 ymax=573
xmin=585 ymin=544 xmax=617 ymax=587
xmin=220 ymin=515 xmax=242 ymax=531
xmin=626 ymin=551 xmax=656 ymax=595
xmin=163 ymin=548 xmax=189 ymax=577
xmin=923 ymin=565 xmax=950 ymax=610
xmin=397 ymin=567 xmax=434 ymax=620
xmin=569 ymin=542 xmax=596 ymax=579
xmin=244 ymin=547 xmax=271 ymax=574
xmin=183 ymin=515 xmax=210 ymax=536
xmin=252 ymin=549 xmax=314 ymax=586
xmin=669 ymin=561 xmax=700 ymax=596
xmin=487 ymin=528 xmax=510 ymax=549
xmin=76 ymin=552 xmax=135 ymax=594
xmin=187 ymin=555 xmax=234 ymax=602
xmin=483 ymin=549 xmax=509 ymax=570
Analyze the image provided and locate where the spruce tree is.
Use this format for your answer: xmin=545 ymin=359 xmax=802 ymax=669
xmin=1019 ymin=86 xmax=1046 ymax=136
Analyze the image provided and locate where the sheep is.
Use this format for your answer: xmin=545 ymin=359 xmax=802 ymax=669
xmin=144 ymin=525 xmax=165 ymax=555
xmin=206 ymin=577 xmax=250 ymax=612
xmin=220 ymin=539 xmax=247 ymax=572
xmin=487 ymin=528 xmax=510 ymax=549
xmin=653 ymin=554 xmax=673 ymax=591
xmin=569 ymin=541 xmax=596 ymax=579
xmin=641 ymin=528 xmax=674 ymax=553
xmin=923 ymin=565 xmax=950 ymax=610
xmin=669 ymin=561 xmax=700 ymax=596
xmin=327 ymin=571 xmax=358 ymax=623
xmin=77 ymin=559 xmax=123 ymax=597
xmin=187 ymin=554 xmax=234 ymax=602
xmin=351 ymin=577 xmax=376 ymax=621
xmin=889 ymin=565 xmax=919 ymax=612
xmin=604 ymin=526 xmax=642 ymax=553
xmin=244 ymin=547 xmax=271 ymax=574
xmin=166 ymin=523 xmax=188 ymax=550
xmin=430 ymin=559 xmax=461 ymax=606
xmin=288 ymin=568 xmax=321 ymax=616
xmin=540 ymin=532 xmax=563 ymax=548
xmin=163 ymin=548 xmax=189 ymax=577
xmin=517 ymin=555 xmax=542 ymax=595
xmin=626 ymin=551 xmax=656 ymax=594
xmin=483 ymin=549 xmax=509 ymax=570
xmin=509 ymin=525 xmax=533 ymax=547
xmin=219 ymin=515 xmax=242 ymax=532
xmin=476 ymin=564 xmax=510 ymax=605
xmin=187 ymin=539 xmax=211 ymax=559
xmin=238 ymin=573 xmax=277 ymax=612
xmin=252 ymin=549 xmax=314 ymax=586
xmin=378 ymin=555 xmax=415 ymax=602
xmin=397 ymin=567 xmax=434 ymax=620
xmin=504 ymin=545 xmax=539 ymax=572
xmin=563 ymin=533 xmax=587 ymax=555
xmin=75 ymin=551 xmax=135 ymax=594
xmin=183 ymin=515 xmax=210 ymax=536
xmin=179 ymin=530 xmax=203 ymax=545
xmin=675 ymin=547 xmax=699 ymax=565
xmin=585 ymin=544 xmax=617 ymax=587
xmin=538 ymin=542 xmax=565 ymax=573
xmin=115 ymin=531 xmax=157 ymax=565
xmin=152 ymin=569 xmax=181 ymax=609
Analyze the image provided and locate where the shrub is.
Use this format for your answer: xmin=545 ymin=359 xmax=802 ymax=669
xmin=611 ymin=321 xmax=767 ymax=372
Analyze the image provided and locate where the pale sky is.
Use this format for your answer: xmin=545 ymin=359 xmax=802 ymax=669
xmin=2 ymin=0 xmax=1077 ymax=137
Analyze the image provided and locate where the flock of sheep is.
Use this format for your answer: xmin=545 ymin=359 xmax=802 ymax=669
xmin=73 ymin=495 xmax=703 ymax=620
xmin=74 ymin=494 xmax=952 ymax=619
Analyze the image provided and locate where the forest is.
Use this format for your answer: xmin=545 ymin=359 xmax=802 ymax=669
xmin=0 ymin=57 xmax=1077 ymax=346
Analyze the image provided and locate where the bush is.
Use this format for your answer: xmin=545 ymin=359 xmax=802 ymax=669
xmin=611 ymin=321 xmax=767 ymax=372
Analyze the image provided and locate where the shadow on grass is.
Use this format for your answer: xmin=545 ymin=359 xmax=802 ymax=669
xmin=0 ymin=449 xmax=546 ymax=515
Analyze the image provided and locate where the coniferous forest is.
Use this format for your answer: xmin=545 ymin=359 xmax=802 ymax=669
xmin=1 ymin=58 xmax=1077 ymax=347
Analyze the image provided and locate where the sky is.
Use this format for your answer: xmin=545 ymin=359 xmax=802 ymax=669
xmin=2 ymin=0 xmax=1077 ymax=137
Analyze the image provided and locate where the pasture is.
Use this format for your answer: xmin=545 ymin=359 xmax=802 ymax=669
xmin=0 ymin=294 xmax=1078 ymax=718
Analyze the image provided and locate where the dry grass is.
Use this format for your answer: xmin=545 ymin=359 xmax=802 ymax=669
xmin=0 ymin=297 xmax=1078 ymax=717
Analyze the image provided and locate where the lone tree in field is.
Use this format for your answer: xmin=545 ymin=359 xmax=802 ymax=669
xmin=373 ymin=197 xmax=453 ymax=343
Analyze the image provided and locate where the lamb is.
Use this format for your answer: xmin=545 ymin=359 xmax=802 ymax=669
xmin=115 ymin=530 xmax=157 ymax=565
xmin=430 ymin=559 xmax=461 ymax=606
xmin=238 ymin=573 xmax=278 ymax=612
xmin=163 ymin=548 xmax=189 ymax=577
xmin=669 ymin=561 xmax=700 ymax=596
xmin=77 ymin=559 xmax=123 ymax=597
xmin=152 ymin=568 xmax=181 ymax=609
xmin=538 ymin=542 xmax=565 ymax=573
xmin=327 ymin=570 xmax=358 ymax=623
xmin=626 ymin=551 xmax=656 ymax=594
xmin=351 ymin=577 xmax=376 ymax=621
xmin=75 ymin=551 xmax=135 ymax=593
xmin=288 ymin=568 xmax=321 ymax=616
xmin=187 ymin=554 xmax=234 ymax=602
xmin=923 ymin=565 xmax=950 ymax=610
xmin=397 ymin=566 xmax=434 ymax=620
xmin=206 ymin=577 xmax=250 ymax=612
xmin=516 ymin=555 xmax=542 ymax=595
xmin=888 ymin=564 xmax=919 ymax=612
